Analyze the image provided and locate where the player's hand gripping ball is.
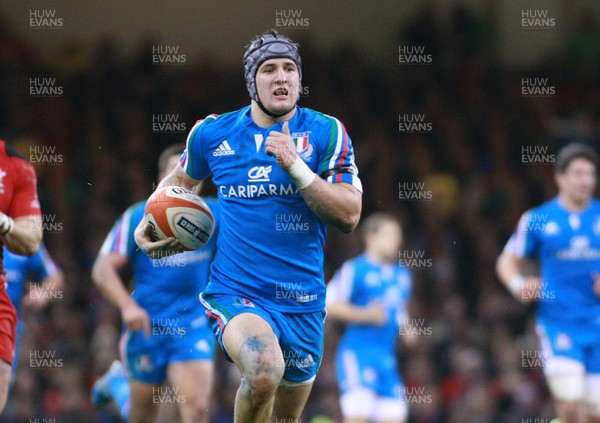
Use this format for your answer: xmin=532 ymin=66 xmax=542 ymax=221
xmin=144 ymin=186 xmax=214 ymax=251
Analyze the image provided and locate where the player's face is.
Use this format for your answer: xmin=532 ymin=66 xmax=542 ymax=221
xmin=556 ymin=158 xmax=596 ymax=206
xmin=367 ymin=220 xmax=403 ymax=262
xmin=255 ymin=58 xmax=300 ymax=115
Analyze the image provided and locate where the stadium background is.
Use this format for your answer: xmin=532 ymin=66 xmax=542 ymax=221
xmin=1 ymin=0 xmax=600 ymax=421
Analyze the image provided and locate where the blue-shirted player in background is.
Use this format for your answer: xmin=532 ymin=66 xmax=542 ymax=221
xmin=134 ymin=29 xmax=362 ymax=422
xmin=91 ymin=144 xmax=219 ymax=423
xmin=327 ymin=213 xmax=411 ymax=423
xmin=497 ymin=143 xmax=600 ymax=423
xmin=4 ymin=243 xmax=63 ymax=379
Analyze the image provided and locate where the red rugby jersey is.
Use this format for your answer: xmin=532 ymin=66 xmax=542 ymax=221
xmin=0 ymin=140 xmax=41 ymax=271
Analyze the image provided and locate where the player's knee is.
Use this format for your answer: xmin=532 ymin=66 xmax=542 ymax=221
xmin=183 ymin=393 xmax=211 ymax=418
xmin=0 ymin=361 xmax=12 ymax=413
xmin=242 ymin=363 xmax=284 ymax=405
xmin=129 ymin=398 xmax=159 ymax=423
xmin=249 ymin=368 xmax=282 ymax=398
xmin=238 ymin=340 xmax=285 ymax=395
xmin=557 ymin=400 xmax=583 ymax=423
xmin=587 ymin=401 xmax=600 ymax=423
xmin=129 ymin=410 xmax=159 ymax=423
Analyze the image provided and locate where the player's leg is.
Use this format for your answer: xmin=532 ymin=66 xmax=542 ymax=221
xmin=543 ymin=350 xmax=585 ymax=422
xmin=120 ymin=330 xmax=167 ymax=423
xmin=334 ymin=345 xmax=376 ymax=423
xmin=222 ymin=312 xmax=284 ymax=423
xmin=167 ymin=360 xmax=214 ymax=423
xmin=586 ymin=374 xmax=600 ymax=423
xmin=91 ymin=360 xmax=130 ymax=419
xmin=584 ymin=340 xmax=600 ymax=423
xmin=0 ymin=290 xmax=17 ymax=412
xmin=164 ymin=311 xmax=216 ymax=423
xmin=200 ymin=293 xmax=286 ymax=423
xmin=128 ymin=380 xmax=160 ymax=423
xmin=0 ymin=360 xmax=11 ymax=412
xmin=539 ymin=323 xmax=586 ymax=423
xmin=272 ymin=381 xmax=313 ymax=419
xmin=9 ymin=323 xmax=23 ymax=389
xmin=547 ymin=366 xmax=586 ymax=423
xmin=374 ymin=355 xmax=408 ymax=423
xmin=272 ymin=310 xmax=327 ymax=420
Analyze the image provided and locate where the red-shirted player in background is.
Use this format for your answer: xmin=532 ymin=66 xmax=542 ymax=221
xmin=0 ymin=139 xmax=42 ymax=412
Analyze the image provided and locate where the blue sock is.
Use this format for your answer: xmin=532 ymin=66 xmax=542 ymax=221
xmin=108 ymin=374 xmax=130 ymax=420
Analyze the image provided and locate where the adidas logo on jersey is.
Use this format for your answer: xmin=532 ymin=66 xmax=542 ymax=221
xmin=297 ymin=354 xmax=316 ymax=369
xmin=213 ymin=140 xmax=235 ymax=156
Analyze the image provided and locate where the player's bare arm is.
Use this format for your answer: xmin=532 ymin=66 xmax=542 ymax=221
xmin=0 ymin=214 xmax=42 ymax=256
xmin=133 ymin=164 xmax=200 ymax=256
xmin=495 ymin=251 xmax=541 ymax=303
xmin=266 ymin=121 xmax=362 ymax=233
xmin=92 ymin=252 xmax=150 ymax=336
xmin=327 ymin=300 xmax=387 ymax=325
xmin=592 ymin=272 xmax=600 ymax=297
xmin=23 ymin=270 xmax=64 ymax=311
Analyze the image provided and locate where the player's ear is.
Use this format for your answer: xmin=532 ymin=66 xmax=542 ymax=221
xmin=553 ymin=171 xmax=562 ymax=189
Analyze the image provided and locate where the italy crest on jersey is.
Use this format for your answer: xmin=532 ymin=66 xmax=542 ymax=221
xmin=292 ymin=131 xmax=313 ymax=161
xmin=292 ymin=132 xmax=309 ymax=151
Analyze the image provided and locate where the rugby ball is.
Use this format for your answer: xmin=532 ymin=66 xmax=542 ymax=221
xmin=144 ymin=186 xmax=214 ymax=251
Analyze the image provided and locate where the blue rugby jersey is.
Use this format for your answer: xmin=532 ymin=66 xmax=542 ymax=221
xmin=504 ymin=197 xmax=600 ymax=326
xmin=180 ymin=105 xmax=362 ymax=313
xmin=5 ymin=243 xmax=59 ymax=323
xmin=327 ymin=254 xmax=412 ymax=352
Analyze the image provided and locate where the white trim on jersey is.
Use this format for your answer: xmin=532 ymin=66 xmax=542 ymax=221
xmin=114 ymin=209 xmax=132 ymax=256
xmin=98 ymin=208 xmax=132 ymax=257
xmin=326 ymin=116 xmax=344 ymax=173
xmin=119 ymin=331 xmax=131 ymax=378
xmin=342 ymin=349 xmax=361 ymax=389
xmin=279 ymin=375 xmax=317 ymax=387
xmin=322 ymin=114 xmax=363 ymax=192
xmin=510 ymin=212 xmax=531 ymax=258
xmin=198 ymin=293 xmax=229 ymax=328
xmin=326 ymin=261 xmax=355 ymax=304
xmin=182 ymin=120 xmax=205 ymax=174
xmin=98 ymin=228 xmax=116 ymax=257
xmin=350 ymin=175 xmax=363 ymax=192
xmin=502 ymin=235 xmax=516 ymax=255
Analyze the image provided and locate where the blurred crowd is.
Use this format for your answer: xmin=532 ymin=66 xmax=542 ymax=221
xmin=1 ymin=3 xmax=600 ymax=423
